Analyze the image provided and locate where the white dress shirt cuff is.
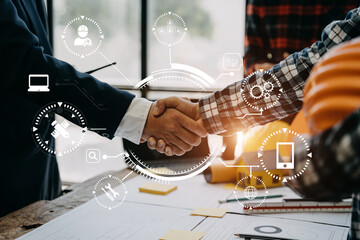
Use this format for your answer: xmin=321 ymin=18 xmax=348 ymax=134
xmin=114 ymin=98 xmax=152 ymax=144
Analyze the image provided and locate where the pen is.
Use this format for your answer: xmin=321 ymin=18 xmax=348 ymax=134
xmin=219 ymin=194 xmax=283 ymax=203
xmin=234 ymin=233 xmax=297 ymax=240
xmin=86 ymin=62 xmax=117 ymax=74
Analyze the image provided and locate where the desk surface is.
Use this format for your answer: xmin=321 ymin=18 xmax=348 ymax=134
xmin=0 ymin=169 xmax=135 ymax=240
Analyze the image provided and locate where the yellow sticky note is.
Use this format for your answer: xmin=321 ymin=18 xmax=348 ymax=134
xmin=139 ymin=182 xmax=177 ymax=195
xmin=159 ymin=230 xmax=205 ymax=240
xmin=191 ymin=207 xmax=227 ymax=218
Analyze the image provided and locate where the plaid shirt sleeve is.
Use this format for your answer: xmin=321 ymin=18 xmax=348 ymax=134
xmin=199 ymin=7 xmax=360 ymax=135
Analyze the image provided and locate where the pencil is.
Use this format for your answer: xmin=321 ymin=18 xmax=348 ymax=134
xmin=218 ymin=194 xmax=283 ymax=203
xmin=234 ymin=233 xmax=297 ymax=240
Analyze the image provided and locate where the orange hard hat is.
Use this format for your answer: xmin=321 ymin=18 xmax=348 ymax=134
xmin=303 ymin=38 xmax=360 ymax=135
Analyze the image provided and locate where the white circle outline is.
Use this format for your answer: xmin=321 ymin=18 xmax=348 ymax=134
xmin=258 ymin=129 xmax=312 ymax=181
xmin=32 ymin=102 xmax=87 ymax=156
xmin=233 ymin=175 xmax=268 ymax=209
xmin=241 ymin=70 xmax=283 ymax=111
xmin=62 ymin=16 xmax=104 ymax=58
xmin=93 ymin=174 xmax=127 ymax=210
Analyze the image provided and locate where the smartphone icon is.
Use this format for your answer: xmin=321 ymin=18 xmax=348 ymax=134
xmin=276 ymin=142 xmax=294 ymax=169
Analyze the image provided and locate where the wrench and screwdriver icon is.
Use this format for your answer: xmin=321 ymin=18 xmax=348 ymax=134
xmin=101 ymin=183 xmax=120 ymax=202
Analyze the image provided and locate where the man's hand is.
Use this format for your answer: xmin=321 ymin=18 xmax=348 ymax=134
xmin=142 ymin=101 xmax=206 ymax=156
xmin=145 ymin=97 xmax=206 ymax=156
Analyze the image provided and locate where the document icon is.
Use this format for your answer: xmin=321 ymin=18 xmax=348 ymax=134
xmin=276 ymin=142 xmax=294 ymax=169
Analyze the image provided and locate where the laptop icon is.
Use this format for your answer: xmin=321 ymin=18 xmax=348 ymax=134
xmin=28 ymin=74 xmax=50 ymax=92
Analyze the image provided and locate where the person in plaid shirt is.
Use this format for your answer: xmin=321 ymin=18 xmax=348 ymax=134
xmin=197 ymin=7 xmax=360 ymax=239
xmin=244 ymin=0 xmax=359 ymax=75
xmin=149 ymin=6 xmax=360 ymax=238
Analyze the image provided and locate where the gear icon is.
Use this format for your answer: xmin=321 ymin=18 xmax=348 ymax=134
xmin=250 ymin=85 xmax=264 ymax=99
xmin=264 ymin=92 xmax=271 ymax=99
xmin=263 ymin=81 xmax=274 ymax=92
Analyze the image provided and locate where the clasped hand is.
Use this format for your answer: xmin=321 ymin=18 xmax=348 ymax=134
xmin=141 ymin=97 xmax=207 ymax=156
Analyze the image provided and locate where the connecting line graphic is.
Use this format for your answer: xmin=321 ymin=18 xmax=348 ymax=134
xmin=168 ymin=47 xmax=172 ymax=67
xmin=235 ymin=109 xmax=263 ymax=119
xmin=215 ymin=72 xmax=234 ymax=81
xmin=218 ymin=159 xmax=259 ymax=176
xmin=99 ymin=51 xmax=135 ymax=86
xmin=122 ymin=171 xmax=133 ymax=181
xmin=102 ymin=152 xmax=125 ymax=160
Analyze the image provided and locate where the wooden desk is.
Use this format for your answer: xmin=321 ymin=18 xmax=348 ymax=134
xmin=0 ymin=169 xmax=135 ymax=240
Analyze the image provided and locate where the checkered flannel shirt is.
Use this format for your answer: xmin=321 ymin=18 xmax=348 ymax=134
xmin=293 ymin=109 xmax=360 ymax=239
xmin=199 ymin=7 xmax=360 ymax=135
xmin=244 ymin=0 xmax=359 ymax=72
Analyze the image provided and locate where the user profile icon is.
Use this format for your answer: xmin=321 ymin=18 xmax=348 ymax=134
xmin=86 ymin=149 xmax=100 ymax=163
xmin=74 ymin=25 xmax=92 ymax=47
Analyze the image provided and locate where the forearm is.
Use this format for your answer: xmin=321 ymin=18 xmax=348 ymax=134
xmin=0 ymin=0 xmax=134 ymax=139
xmin=200 ymin=8 xmax=360 ymax=135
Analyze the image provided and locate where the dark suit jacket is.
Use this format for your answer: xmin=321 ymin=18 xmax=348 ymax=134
xmin=0 ymin=0 xmax=135 ymax=216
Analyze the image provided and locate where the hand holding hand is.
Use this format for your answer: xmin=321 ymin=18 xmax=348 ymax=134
xmin=145 ymin=97 xmax=206 ymax=156
xmin=142 ymin=98 xmax=206 ymax=156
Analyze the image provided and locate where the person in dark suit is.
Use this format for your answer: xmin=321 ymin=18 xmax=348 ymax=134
xmin=0 ymin=0 xmax=206 ymax=216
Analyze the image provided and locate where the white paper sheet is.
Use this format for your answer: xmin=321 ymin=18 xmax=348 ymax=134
xmin=17 ymin=201 xmax=204 ymax=240
xmin=193 ymin=213 xmax=349 ymax=240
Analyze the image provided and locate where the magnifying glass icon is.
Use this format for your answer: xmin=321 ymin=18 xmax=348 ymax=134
xmin=86 ymin=149 xmax=100 ymax=163
xmin=89 ymin=151 xmax=97 ymax=160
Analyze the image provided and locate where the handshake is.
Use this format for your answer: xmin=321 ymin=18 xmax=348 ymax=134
xmin=141 ymin=97 xmax=207 ymax=156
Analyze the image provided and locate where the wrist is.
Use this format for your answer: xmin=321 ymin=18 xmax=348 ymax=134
xmin=141 ymin=103 xmax=155 ymax=140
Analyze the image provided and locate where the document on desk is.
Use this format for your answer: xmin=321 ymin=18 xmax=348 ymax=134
xmin=17 ymin=200 xmax=205 ymax=240
xmin=193 ymin=213 xmax=349 ymax=240
xmin=124 ymin=175 xmax=233 ymax=209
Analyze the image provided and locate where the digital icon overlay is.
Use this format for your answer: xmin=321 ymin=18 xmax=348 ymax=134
xmin=32 ymin=102 xmax=87 ymax=156
xmin=62 ymin=16 xmax=104 ymax=58
xmin=86 ymin=149 xmax=100 ymax=163
xmin=152 ymin=12 xmax=187 ymax=47
xmin=28 ymin=74 xmax=50 ymax=92
xmin=276 ymin=142 xmax=294 ymax=169
xmin=93 ymin=174 xmax=127 ymax=210
xmin=223 ymin=53 xmax=243 ymax=71
xmin=258 ymin=128 xmax=312 ymax=182
xmin=240 ymin=70 xmax=283 ymax=114
xmin=233 ymin=175 xmax=268 ymax=210
xmin=74 ymin=25 xmax=92 ymax=47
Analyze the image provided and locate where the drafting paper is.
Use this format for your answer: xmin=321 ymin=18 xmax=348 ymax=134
xmin=193 ymin=213 xmax=349 ymax=240
xmin=17 ymin=201 xmax=204 ymax=240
